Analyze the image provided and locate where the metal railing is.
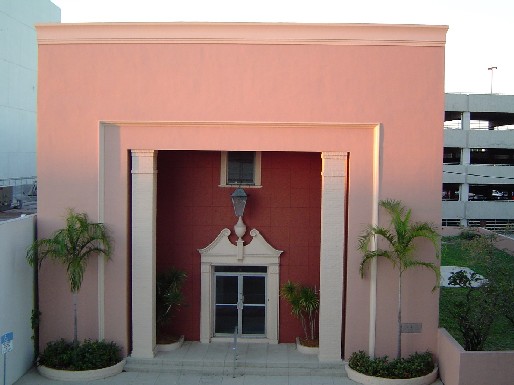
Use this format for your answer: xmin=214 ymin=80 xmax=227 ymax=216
xmin=444 ymin=120 xmax=514 ymax=130
xmin=468 ymin=219 xmax=514 ymax=231
xmin=0 ymin=177 xmax=37 ymax=211
xmin=442 ymin=219 xmax=461 ymax=227
xmin=232 ymin=326 xmax=238 ymax=378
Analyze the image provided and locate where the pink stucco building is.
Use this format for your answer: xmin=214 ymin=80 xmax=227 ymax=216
xmin=36 ymin=23 xmax=447 ymax=363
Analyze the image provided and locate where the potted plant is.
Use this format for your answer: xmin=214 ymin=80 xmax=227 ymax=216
xmin=347 ymin=350 xmax=437 ymax=385
xmin=27 ymin=209 xmax=124 ymax=381
xmin=156 ymin=267 xmax=187 ymax=350
xmin=348 ymin=199 xmax=439 ymax=384
xmin=280 ymin=280 xmax=319 ymax=353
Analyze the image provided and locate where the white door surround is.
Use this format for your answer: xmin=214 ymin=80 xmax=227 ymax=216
xmin=199 ymin=228 xmax=282 ymax=343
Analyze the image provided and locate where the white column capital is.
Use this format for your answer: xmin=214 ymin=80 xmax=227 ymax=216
xmin=321 ymin=151 xmax=348 ymax=160
xmin=132 ymin=149 xmax=158 ymax=156
xmin=131 ymin=149 xmax=158 ymax=174
xmin=321 ymin=152 xmax=348 ymax=178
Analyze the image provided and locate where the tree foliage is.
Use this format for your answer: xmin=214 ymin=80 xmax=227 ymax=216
xmin=280 ymin=280 xmax=319 ymax=342
xmin=358 ymin=199 xmax=439 ymax=358
xmin=38 ymin=339 xmax=121 ymax=371
xmin=156 ymin=268 xmax=187 ymax=333
xmin=447 ymin=230 xmax=514 ymax=350
xmin=348 ymin=350 xmax=435 ymax=379
xmin=27 ymin=209 xmax=112 ymax=342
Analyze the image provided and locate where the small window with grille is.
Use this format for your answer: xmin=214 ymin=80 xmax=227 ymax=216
xmin=227 ymin=151 xmax=255 ymax=185
xmin=220 ymin=151 xmax=261 ymax=187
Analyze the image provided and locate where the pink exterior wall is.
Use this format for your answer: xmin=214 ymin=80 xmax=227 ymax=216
xmin=438 ymin=328 xmax=461 ymax=385
xmin=36 ymin=23 xmax=447 ymax=358
xmin=438 ymin=328 xmax=514 ymax=385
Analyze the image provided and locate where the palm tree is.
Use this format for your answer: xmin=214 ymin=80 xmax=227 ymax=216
xmin=156 ymin=267 xmax=187 ymax=340
xmin=27 ymin=209 xmax=112 ymax=343
xmin=358 ymin=199 xmax=439 ymax=359
xmin=280 ymin=281 xmax=319 ymax=342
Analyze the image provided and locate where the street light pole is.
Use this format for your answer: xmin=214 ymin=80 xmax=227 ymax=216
xmin=488 ymin=66 xmax=497 ymax=94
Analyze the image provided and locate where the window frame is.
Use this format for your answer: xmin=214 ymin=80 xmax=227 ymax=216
xmin=220 ymin=151 xmax=262 ymax=187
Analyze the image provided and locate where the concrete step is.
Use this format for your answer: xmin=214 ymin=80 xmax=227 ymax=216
xmin=124 ymin=342 xmax=347 ymax=377
xmin=124 ymin=357 xmax=347 ymax=377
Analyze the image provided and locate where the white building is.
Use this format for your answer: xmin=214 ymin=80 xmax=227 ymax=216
xmin=0 ymin=0 xmax=60 ymax=182
xmin=443 ymin=93 xmax=514 ymax=229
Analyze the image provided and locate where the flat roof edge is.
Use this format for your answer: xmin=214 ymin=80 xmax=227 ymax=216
xmin=36 ymin=22 xmax=448 ymax=47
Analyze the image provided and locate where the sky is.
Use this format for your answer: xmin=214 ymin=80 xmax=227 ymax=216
xmin=50 ymin=0 xmax=514 ymax=95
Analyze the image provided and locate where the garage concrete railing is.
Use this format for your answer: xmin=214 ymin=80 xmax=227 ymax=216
xmin=438 ymin=328 xmax=514 ymax=385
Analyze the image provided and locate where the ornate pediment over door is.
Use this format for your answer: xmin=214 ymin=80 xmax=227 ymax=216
xmin=198 ymin=228 xmax=282 ymax=343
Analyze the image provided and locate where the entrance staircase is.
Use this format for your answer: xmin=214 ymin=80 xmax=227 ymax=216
xmin=124 ymin=341 xmax=347 ymax=377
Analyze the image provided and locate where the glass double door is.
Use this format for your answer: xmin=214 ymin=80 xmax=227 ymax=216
xmin=214 ymin=267 xmax=266 ymax=337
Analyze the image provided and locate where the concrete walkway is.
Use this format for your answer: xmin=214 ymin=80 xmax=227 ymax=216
xmin=14 ymin=369 xmax=445 ymax=385
xmin=14 ymin=341 xmax=445 ymax=385
xmin=15 ymin=368 xmax=359 ymax=385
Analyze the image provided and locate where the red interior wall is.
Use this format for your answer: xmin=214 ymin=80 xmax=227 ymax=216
xmin=156 ymin=150 xmax=321 ymax=342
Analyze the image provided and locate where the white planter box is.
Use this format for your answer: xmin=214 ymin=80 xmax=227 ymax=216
xmin=295 ymin=337 xmax=319 ymax=355
xmin=345 ymin=364 xmax=438 ymax=385
xmin=38 ymin=359 xmax=126 ymax=382
xmin=157 ymin=335 xmax=184 ymax=351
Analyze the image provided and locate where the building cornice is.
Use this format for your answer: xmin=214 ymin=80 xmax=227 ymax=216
xmin=37 ymin=22 xmax=447 ymax=47
xmin=100 ymin=120 xmax=378 ymax=130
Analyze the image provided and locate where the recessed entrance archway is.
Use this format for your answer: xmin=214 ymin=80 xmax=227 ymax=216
xmin=100 ymin=121 xmax=379 ymax=361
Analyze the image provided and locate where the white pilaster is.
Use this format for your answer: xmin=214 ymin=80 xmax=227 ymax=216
xmin=319 ymin=152 xmax=347 ymax=362
xmin=98 ymin=124 xmax=106 ymax=340
xmin=267 ymin=264 xmax=280 ymax=342
xmin=460 ymin=182 xmax=470 ymax=227
xmin=461 ymin=111 xmax=471 ymax=228
xmin=131 ymin=149 xmax=158 ymax=358
xmin=461 ymin=111 xmax=471 ymax=130
xmin=461 ymin=148 xmax=471 ymax=166
xmin=200 ymin=263 xmax=212 ymax=343
xmin=461 ymin=146 xmax=471 ymax=211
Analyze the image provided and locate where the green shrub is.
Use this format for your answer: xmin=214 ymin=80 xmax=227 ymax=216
xmin=445 ymin=232 xmax=514 ymax=350
xmin=280 ymin=281 xmax=319 ymax=341
xmin=156 ymin=268 xmax=187 ymax=331
xmin=447 ymin=270 xmax=497 ymax=351
xmin=458 ymin=229 xmax=481 ymax=240
xmin=38 ymin=339 xmax=75 ymax=370
xmin=440 ymin=236 xmax=514 ymax=350
xmin=348 ymin=351 xmax=434 ymax=379
xmin=38 ymin=339 xmax=122 ymax=370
